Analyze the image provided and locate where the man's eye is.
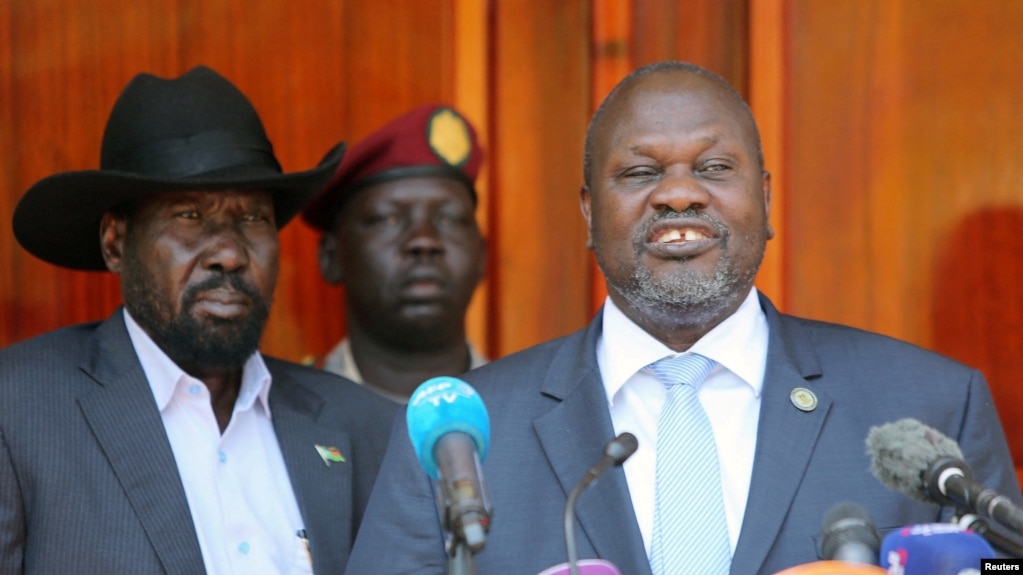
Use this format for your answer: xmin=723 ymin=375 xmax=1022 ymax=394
xmin=242 ymin=213 xmax=270 ymax=223
xmin=436 ymin=213 xmax=469 ymax=228
xmin=175 ymin=210 xmax=200 ymax=219
xmin=622 ymin=167 xmax=658 ymax=178
xmin=367 ymin=214 xmax=401 ymax=226
xmin=699 ymin=162 xmax=731 ymax=175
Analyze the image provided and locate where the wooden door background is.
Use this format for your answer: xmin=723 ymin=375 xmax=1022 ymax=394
xmin=2 ymin=0 xmax=1022 ymax=475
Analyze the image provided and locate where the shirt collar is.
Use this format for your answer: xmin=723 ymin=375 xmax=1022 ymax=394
xmin=122 ymin=308 xmax=273 ymax=417
xmin=599 ymin=288 xmax=768 ymax=404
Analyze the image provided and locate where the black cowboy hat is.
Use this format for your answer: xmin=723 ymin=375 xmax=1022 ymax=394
xmin=12 ymin=65 xmax=345 ymax=271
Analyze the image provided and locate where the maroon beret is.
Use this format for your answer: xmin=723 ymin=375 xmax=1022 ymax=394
xmin=302 ymin=104 xmax=483 ymax=231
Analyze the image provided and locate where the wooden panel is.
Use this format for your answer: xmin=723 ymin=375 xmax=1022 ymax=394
xmin=748 ymin=0 xmax=787 ymax=306
xmin=784 ymin=0 xmax=1023 ymax=342
xmin=933 ymin=208 xmax=1023 ymax=471
xmin=784 ymin=1 xmax=902 ymax=334
xmin=633 ymin=0 xmax=748 ymax=91
xmin=455 ymin=0 xmax=493 ymax=360
xmin=781 ymin=0 xmax=1023 ymax=469
xmin=490 ymin=0 xmax=592 ymax=356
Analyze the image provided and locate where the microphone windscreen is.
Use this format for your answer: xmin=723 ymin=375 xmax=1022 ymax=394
xmin=407 ymin=376 xmax=490 ymax=479
xmin=536 ymin=559 xmax=622 ymax=575
xmin=865 ymin=418 xmax=964 ymax=503
xmin=605 ymin=432 xmax=638 ymax=465
xmin=880 ymin=523 xmax=994 ymax=575
xmin=820 ymin=501 xmax=881 ymax=563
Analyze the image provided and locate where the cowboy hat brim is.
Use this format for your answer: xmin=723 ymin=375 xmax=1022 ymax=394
xmin=13 ymin=142 xmax=345 ymax=271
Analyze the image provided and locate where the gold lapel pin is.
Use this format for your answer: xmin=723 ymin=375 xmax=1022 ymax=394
xmin=790 ymin=387 xmax=819 ymax=412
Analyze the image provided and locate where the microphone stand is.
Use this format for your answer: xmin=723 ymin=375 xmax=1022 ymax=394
xmin=443 ymin=506 xmax=487 ymax=575
xmin=449 ymin=540 xmax=476 ymax=575
xmin=562 ymin=433 xmax=638 ymax=575
xmin=563 ymin=479 xmax=586 ymax=575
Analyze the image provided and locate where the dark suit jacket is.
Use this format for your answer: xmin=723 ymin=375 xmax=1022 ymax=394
xmin=344 ymin=293 xmax=1022 ymax=575
xmin=0 ymin=310 xmax=398 ymax=575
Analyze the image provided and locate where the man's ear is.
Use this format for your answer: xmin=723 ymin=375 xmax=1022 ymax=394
xmin=580 ymin=184 xmax=595 ymax=250
xmin=762 ymin=170 xmax=775 ymax=240
xmin=318 ymin=233 xmax=344 ymax=285
xmin=99 ymin=212 xmax=128 ymax=274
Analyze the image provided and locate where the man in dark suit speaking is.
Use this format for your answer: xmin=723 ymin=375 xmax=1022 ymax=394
xmin=343 ymin=61 xmax=1021 ymax=574
xmin=0 ymin=66 xmax=396 ymax=574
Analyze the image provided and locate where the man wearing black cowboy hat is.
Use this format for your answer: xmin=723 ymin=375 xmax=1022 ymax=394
xmin=0 ymin=66 xmax=396 ymax=575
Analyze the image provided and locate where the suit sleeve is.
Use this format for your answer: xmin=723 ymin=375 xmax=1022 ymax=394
xmin=0 ymin=425 xmax=25 ymax=575
xmin=344 ymin=409 xmax=449 ymax=575
xmin=952 ymin=368 xmax=1022 ymax=511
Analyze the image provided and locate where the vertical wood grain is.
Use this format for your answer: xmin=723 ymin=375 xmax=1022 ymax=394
xmin=632 ymin=0 xmax=748 ymax=90
xmin=748 ymin=0 xmax=787 ymax=306
xmin=588 ymin=0 xmax=633 ymax=316
xmin=489 ymin=0 xmax=592 ymax=356
xmin=455 ymin=0 xmax=493 ymax=359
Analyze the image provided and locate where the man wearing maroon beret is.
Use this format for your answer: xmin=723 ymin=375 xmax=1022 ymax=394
xmin=302 ymin=105 xmax=488 ymax=403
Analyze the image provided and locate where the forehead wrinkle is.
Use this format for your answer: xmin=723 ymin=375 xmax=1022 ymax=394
xmin=616 ymin=131 xmax=724 ymax=158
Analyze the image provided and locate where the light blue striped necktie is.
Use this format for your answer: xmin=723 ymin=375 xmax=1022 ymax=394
xmin=648 ymin=353 xmax=731 ymax=575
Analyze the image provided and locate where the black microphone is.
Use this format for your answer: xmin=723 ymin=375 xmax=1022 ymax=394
xmin=537 ymin=433 xmax=638 ymax=575
xmin=955 ymin=513 xmax=1023 ymax=558
xmin=820 ymin=501 xmax=881 ymax=565
xmin=866 ymin=417 xmax=1023 ymax=535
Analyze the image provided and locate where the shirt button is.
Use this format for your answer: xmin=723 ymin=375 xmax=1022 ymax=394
xmin=188 ymin=384 xmax=201 ymax=395
xmin=218 ymin=451 xmax=227 ymax=463
xmin=238 ymin=541 xmax=250 ymax=554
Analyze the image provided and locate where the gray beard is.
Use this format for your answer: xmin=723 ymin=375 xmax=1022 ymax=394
xmin=597 ymin=213 xmax=765 ymax=324
xmin=611 ymin=252 xmax=755 ymax=324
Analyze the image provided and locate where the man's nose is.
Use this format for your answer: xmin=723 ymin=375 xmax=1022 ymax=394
xmin=404 ymin=218 xmax=445 ymax=257
xmin=201 ymin=223 xmax=251 ymax=272
xmin=649 ymin=169 xmax=712 ymax=213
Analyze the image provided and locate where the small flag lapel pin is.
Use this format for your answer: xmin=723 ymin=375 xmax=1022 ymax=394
xmin=315 ymin=444 xmax=346 ymax=466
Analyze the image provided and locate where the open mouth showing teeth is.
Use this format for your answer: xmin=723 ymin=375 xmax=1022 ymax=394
xmin=655 ymin=229 xmax=710 ymax=243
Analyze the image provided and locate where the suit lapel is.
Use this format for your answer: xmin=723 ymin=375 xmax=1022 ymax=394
xmin=76 ymin=312 xmax=206 ymax=574
xmin=730 ymin=295 xmax=831 ymax=575
xmin=533 ymin=314 xmax=654 ymax=575
xmin=269 ymin=369 xmax=352 ymax=575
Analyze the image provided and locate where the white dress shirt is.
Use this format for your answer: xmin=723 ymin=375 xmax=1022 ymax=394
xmin=595 ymin=288 xmax=769 ymax=556
xmin=124 ymin=310 xmax=312 ymax=575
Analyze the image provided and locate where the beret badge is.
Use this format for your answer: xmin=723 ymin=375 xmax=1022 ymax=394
xmin=428 ymin=107 xmax=473 ymax=168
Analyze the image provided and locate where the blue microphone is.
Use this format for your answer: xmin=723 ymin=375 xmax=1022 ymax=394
xmin=407 ymin=376 xmax=492 ymax=554
xmin=880 ymin=523 xmax=994 ymax=574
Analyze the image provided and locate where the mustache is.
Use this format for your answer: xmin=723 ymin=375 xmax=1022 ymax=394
xmin=181 ymin=274 xmax=265 ymax=309
xmin=638 ymin=208 xmax=730 ymax=240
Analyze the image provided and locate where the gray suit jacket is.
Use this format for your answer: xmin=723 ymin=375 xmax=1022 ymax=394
xmin=344 ymin=293 xmax=1021 ymax=575
xmin=0 ymin=310 xmax=397 ymax=575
